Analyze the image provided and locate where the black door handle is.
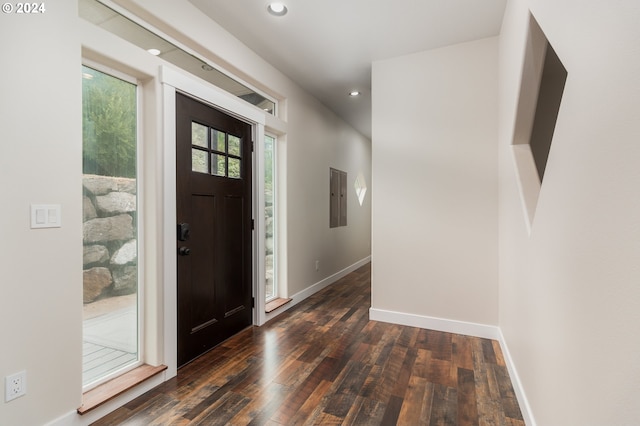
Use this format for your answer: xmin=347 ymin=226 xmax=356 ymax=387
xmin=179 ymin=246 xmax=191 ymax=256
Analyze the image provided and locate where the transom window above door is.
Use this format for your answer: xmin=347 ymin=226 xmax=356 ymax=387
xmin=191 ymin=122 xmax=242 ymax=179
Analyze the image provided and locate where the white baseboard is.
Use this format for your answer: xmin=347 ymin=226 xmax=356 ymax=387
xmin=369 ymin=308 xmax=501 ymax=340
xmin=263 ymin=256 xmax=371 ymax=324
xmin=291 ymin=256 xmax=372 ymax=303
xmin=369 ymin=308 xmax=535 ymax=425
xmin=496 ymin=329 xmax=536 ymax=426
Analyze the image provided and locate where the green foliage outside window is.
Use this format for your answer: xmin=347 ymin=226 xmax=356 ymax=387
xmin=82 ymin=66 xmax=136 ymax=178
xmin=264 ymin=136 xmax=274 ymax=194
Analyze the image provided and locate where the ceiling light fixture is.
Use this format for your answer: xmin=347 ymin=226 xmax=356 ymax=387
xmin=267 ymin=2 xmax=288 ymax=16
xmin=349 ymin=91 xmax=361 ymax=97
xmin=147 ymin=48 xmax=161 ymax=56
xmin=202 ymin=63 xmax=214 ymax=71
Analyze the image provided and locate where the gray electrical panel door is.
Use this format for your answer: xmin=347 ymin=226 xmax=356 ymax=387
xmin=330 ymin=168 xmax=347 ymax=228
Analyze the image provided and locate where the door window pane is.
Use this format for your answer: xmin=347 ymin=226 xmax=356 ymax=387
xmin=212 ymin=129 xmax=226 ymax=152
xmin=228 ymin=135 xmax=241 ymax=157
xmin=192 ymin=122 xmax=208 ymax=148
xmin=228 ymin=158 xmax=241 ymax=179
xmin=211 ymin=153 xmax=226 ymax=177
xmin=82 ymin=65 xmax=139 ymax=388
xmin=192 ymin=149 xmax=208 ymax=173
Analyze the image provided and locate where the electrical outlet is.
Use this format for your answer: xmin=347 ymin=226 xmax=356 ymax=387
xmin=5 ymin=371 xmax=26 ymax=402
xmin=315 ymin=260 xmax=320 ymax=271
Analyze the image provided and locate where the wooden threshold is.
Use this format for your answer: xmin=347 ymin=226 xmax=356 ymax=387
xmin=265 ymin=297 xmax=292 ymax=313
xmin=78 ymin=364 xmax=167 ymax=415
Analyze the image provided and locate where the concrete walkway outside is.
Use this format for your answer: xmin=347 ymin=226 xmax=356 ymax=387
xmin=82 ymin=295 xmax=137 ymax=386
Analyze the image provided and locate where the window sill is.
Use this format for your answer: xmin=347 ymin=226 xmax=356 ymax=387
xmin=78 ymin=364 xmax=167 ymax=415
xmin=265 ymin=297 xmax=292 ymax=313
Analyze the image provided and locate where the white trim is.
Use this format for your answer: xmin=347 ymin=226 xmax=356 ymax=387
xmin=82 ymin=58 xmax=138 ymax=85
xmin=161 ymin=67 xmax=266 ymax=126
xmin=368 ymin=308 xmax=536 ymax=425
xmin=261 ymin=256 xmax=371 ymax=324
xmin=369 ymin=308 xmax=501 ymax=340
xmin=497 ymin=330 xmax=537 ymax=426
xmin=161 ymin=80 xmax=178 ymax=379
xmin=160 ymin=65 xmax=267 ymax=379
xmin=275 ymin=134 xmax=288 ymax=301
xmin=254 ymin=127 xmax=267 ymax=325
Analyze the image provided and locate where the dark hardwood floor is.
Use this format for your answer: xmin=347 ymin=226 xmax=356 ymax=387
xmin=92 ymin=263 xmax=524 ymax=425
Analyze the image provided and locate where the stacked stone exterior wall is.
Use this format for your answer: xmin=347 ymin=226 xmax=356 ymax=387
xmin=83 ymin=174 xmax=137 ymax=303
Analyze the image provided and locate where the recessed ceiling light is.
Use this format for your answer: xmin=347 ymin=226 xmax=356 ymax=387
xmin=147 ymin=48 xmax=161 ymax=56
xmin=202 ymin=63 xmax=214 ymax=71
xmin=267 ymin=3 xmax=288 ymax=16
xmin=349 ymin=91 xmax=361 ymax=97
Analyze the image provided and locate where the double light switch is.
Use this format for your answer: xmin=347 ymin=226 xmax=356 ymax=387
xmin=30 ymin=204 xmax=61 ymax=229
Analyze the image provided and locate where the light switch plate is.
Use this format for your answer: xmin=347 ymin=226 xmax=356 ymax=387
xmin=31 ymin=204 xmax=61 ymax=228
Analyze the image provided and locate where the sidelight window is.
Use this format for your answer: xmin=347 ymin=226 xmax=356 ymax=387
xmin=81 ymin=65 xmax=141 ymax=389
xmin=265 ymin=134 xmax=277 ymax=301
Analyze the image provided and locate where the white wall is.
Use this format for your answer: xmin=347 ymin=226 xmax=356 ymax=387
xmin=0 ymin=3 xmax=83 ymax=426
xmin=498 ymin=0 xmax=640 ymax=424
xmin=285 ymin=97 xmax=372 ymax=295
xmin=371 ymin=37 xmax=499 ymax=327
xmin=0 ymin=1 xmax=371 ymax=424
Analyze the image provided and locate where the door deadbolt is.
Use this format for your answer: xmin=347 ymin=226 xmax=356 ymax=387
xmin=177 ymin=223 xmax=191 ymax=241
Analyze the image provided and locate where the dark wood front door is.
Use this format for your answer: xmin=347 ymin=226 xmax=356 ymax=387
xmin=176 ymin=92 xmax=253 ymax=367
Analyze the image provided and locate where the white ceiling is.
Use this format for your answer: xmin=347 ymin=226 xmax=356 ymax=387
xmin=188 ymin=0 xmax=507 ymax=139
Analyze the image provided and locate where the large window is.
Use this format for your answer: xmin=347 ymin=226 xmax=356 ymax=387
xmin=264 ymin=135 xmax=276 ymax=301
xmin=81 ymin=65 xmax=140 ymax=388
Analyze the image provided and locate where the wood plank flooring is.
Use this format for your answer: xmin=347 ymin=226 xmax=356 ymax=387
xmin=92 ymin=263 xmax=524 ymax=425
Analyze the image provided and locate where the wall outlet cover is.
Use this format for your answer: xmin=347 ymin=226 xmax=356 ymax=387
xmin=5 ymin=371 xmax=26 ymax=402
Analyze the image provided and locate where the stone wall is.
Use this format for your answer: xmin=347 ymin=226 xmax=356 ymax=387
xmin=82 ymin=174 xmax=137 ymax=303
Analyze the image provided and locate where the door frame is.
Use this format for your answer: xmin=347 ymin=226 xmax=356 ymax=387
xmin=160 ymin=66 xmax=267 ymax=378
